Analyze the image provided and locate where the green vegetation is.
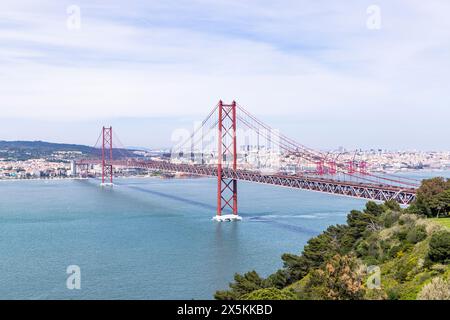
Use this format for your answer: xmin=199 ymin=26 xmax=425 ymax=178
xmin=0 ymin=140 xmax=138 ymax=161
xmin=408 ymin=177 xmax=450 ymax=218
xmin=215 ymin=178 xmax=450 ymax=300
xmin=431 ymin=218 xmax=450 ymax=229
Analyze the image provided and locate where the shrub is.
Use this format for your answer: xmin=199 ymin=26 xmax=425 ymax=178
xmin=388 ymin=244 xmax=402 ymax=259
xmin=242 ymin=288 xmax=297 ymax=300
xmin=417 ymin=277 xmax=450 ymax=300
xmin=428 ymin=231 xmax=450 ymax=264
xmin=387 ymin=287 xmax=401 ymax=300
xmin=399 ymin=214 xmax=418 ymax=226
xmin=406 ymin=225 xmax=427 ymax=244
xmin=395 ymin=229 xmax=408 ymax=241
xmin=381 ymin=210 xmax=401 ymax=228
xmin=355 ymin=240 xmax=369 ymax=258
xmin=393 ymin=252 xmax=418 ymax=282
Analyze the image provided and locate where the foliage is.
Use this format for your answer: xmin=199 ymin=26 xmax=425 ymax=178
xmin=214 ymin=271 xmax=264 ymax=300
xmin=304 ymin=254 xmax=365 ymax=300
xmin=417 ymin=277 xmax=450 ymax=300
xmin=406 ymin=225 xmax=427 ymax=244
xmin=380 ymin=210 xmax=401 ymax=228
xmin=215 ymin=178 xmax=450 ymax=300
xmin=430 ymin=217 xmax=450 ymax=229
xmin=428 ymin=231 xmax=450 ymax=264
xmin=242 ymin=288 xmax=297 ymax=300
xmin=383 ymin=200 xmax=402 ymax=212
xmin=411 ymin=177 xmax=450 ymax=217
xmin=0 ymin=140 xmax=139 ymax=161
xmin=263 ymin=270 xmax=289 ymax=289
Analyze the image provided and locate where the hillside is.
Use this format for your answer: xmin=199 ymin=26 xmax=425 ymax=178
xmin=215 ymin=178 xmax=450 ymax=300
xmin=0 ymin=140 xmax=140 ymax=161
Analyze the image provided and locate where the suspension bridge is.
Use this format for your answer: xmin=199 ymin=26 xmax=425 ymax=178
xmin=76 ymin=100 xmax=418 ymax=221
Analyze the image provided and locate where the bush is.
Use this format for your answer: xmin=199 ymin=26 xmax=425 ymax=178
xmin=355 ymin=240 xmax=369 ymax=258
xmin=428 ymin=231 xmax=450 ymax=264
xmin=399 ymin=214 xmax=418 ymax=226
xmin=242 ymin=288 xmax=297 ymax=300
xmin=381 ymin=210 xmax=401 ymax=228
xmin=388 ymin=244 xmax=403 ymax=259
xmin=395 ymin=229 xmax=408 ymax=241
xmin=406 ymin=225 xmax=427 ymax=244
xmin=417 ymin=277 xmax=450 ymax=300
xmin=387 ymin=287 xmax=401 ymax=300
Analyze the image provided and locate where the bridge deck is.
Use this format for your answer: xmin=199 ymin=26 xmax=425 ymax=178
xmin=78 ymin=159 xmax=417 ymax=205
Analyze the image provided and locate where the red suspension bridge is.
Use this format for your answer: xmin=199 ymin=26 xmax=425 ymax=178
xmin=77 ymin=100 xmax=418 ymax=221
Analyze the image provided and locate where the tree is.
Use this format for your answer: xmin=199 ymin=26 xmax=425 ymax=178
xmin=365 ymin=201 xmax=385 ymax=216
xmin=414 ymin=177 xmax=450 ymax=217
xmin=432 ymin=189 xmax=450 ymax=218
xmin=277 ymin=224 xmax=349 ymax=285
xmin=305 ymin=254 xmax=365 ymax=300
xmin=214 ymin=271 xmax=264 ymax=300
xmin=383 ymin=199 xmax=401 ymax=212
xmin=428 ymin=231 xmax=450 ymax=264
xmin=280 ymin=253 xmax=308 ymax=284
xmin=345 ymin=207 xmax=381 ymax=242
xmin=263 ymin=270 xmax=289 ymax=289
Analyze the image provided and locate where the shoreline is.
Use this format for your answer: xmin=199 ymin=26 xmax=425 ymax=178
xmin=0 ymin=175 xmax=205 ymax=183
xmin=1 ymin=168 xmax=449 ymax=183
xmin=0 ymin=177 xmax=89 ymax=182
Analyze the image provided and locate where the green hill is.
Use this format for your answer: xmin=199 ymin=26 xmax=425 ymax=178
xmin=0 ymin=140 xmax=140 ymax=161
xmin=215 ymin=178 xmax=450 ymax=300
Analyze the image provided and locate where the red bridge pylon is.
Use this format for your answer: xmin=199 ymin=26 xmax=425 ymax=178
xmin=102 ymin=126 xmax=114 ymax=186
xmin=214 ymin=100 xmax=242 ymax=222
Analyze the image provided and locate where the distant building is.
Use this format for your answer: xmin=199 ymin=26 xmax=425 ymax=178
xmin=70 ymin=160 xmax=77 ymax=176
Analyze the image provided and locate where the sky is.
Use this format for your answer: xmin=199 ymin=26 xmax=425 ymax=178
xmin=0 ymin=0 xmax=449 ymax=150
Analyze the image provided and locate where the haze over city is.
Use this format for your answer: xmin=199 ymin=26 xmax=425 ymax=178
xmin=1 ymin=0 xmax=449 ymax=150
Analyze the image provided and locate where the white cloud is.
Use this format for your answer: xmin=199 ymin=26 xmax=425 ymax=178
xmin=0 ymin=0 xmax=449 ymax=148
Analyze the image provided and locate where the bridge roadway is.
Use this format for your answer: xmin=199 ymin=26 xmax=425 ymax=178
xmin=77 ymin=159 xmax=417 ymax=205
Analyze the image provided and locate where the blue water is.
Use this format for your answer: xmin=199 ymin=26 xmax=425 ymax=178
xmin=0 ymin=170 xmax=448 ymax=299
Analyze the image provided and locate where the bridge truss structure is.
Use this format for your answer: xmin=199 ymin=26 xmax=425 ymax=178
xmin=78 ymin=100 xmax=419 ymax=219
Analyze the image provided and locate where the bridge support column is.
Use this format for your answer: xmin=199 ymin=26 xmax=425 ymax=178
xmin=101 ymin=126 xmax=114 ymax=186
xmin=213 ymin=100 xmax=241 ymax=222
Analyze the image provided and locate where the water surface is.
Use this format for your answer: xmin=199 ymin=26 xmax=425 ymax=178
xmin=0 ymin=171 xmax=448 ymax=299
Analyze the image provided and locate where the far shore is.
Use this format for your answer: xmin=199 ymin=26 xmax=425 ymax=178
xmin=1 ymin=168 xmax=449 ymax=183
xmin=0 ymin=174 xmax=204 ymax=182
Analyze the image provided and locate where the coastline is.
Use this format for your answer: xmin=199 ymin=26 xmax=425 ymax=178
xmin=0 ymin=174 xmax=204 ymax=182
xmin=0 ymin=177 xmax=89 ymax=182
xmin=1 ymin=168 xmax=449 ymax=183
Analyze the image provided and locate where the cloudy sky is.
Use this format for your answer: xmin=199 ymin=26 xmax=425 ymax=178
xmin=0 ymin=0 xmax=449 ymax=150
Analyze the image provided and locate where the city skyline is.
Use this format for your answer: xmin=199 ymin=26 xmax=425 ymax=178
xmin=1 ymin=1 xmax=449 ymax=150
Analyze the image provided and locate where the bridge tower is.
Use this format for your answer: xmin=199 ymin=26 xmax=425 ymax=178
xmin=347 ymin=160 xmax=355 ymax=174
xmin=316 ymin=160 xmax=325 ymax=175
xmin=214 ymin=100 xmax=241 ymax=222
xmin=359 ymin=161 xmax=368 ymax=175
xmin=327 ymin=161 xmax=337 ymax=175
xmin=101 ymin=126 xmax=114 ymax=186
